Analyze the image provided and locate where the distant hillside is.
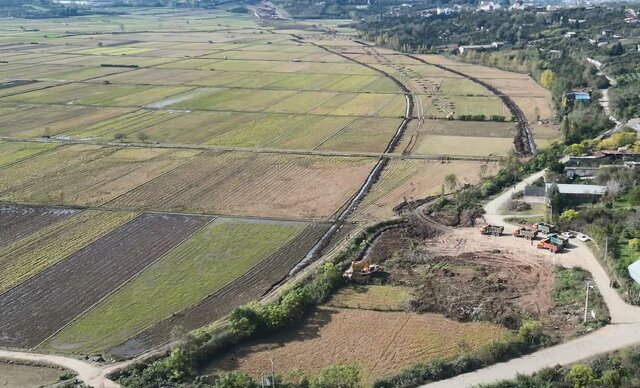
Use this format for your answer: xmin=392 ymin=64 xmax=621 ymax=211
xmin=0 ymin=0 xmax=78 ymax=18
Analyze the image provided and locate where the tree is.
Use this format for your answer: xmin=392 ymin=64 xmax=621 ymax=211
xmin=608 ymin=41 xmax=624 ymax=56
xmin=540 ymin=69 xmax=555 ymax=89
xmin=310 ymin=365 xmax=361 ymax=388
xmin=547 ymin=183 xmax=564 ymax=219
xmin=605 ymin=179 xmax=623 ymax=198
xmin=559 ymin=209 xmax=580 ymax=222
xmin=113 ymin=132 xmax=127 ymax=142
xmin=566 ymin=364 xmax=596 ymax=388
xmin=137 ymin=131 xmax=150 ymax=143
xmin=628 ymin=186 xmax=640 ymax=206
xmin=444 ymin=173 xmax=458 ymax=192
xmin=629 ymin=238 xmax=640 ymax=251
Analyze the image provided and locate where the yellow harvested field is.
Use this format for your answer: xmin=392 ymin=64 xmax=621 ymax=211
xmin=401 ymin=135 xmax=515 ymax=157
xmin=211 ymin=308 xmax=506 ymax=383
xmin=0 ymin=145 xmax=199 ymax=207
xmin=353 ymin=160 xmax=496 ymax=221
xmin=512 ymin=96 xmax=554 ymax=121
xmin=108 ymin=152 xmax=377 ymax=220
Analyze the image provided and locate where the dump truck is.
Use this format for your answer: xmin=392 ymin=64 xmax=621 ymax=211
xmin=513 ymin=227 xmax=538 ymax=240
xmin=537 ymin=239 xmax=562 ymax=253
xmin=532 ymin=222 xmax=557 ymax=235
xmin=480 ymin=224 xmax=504 ymax=236
xmin=547 ymin=233 xmax=569 ymax=247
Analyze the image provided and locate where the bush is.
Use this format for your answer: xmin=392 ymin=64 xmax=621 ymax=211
xmin=559 ymin=209 xmax=580 ymax=222
xmin=566 ymin=364 xmax=596 ymax=387
xmin=628 ymin=238 xmax=640 ymax=252
xmin=310 ymin=365 xmax=361 ymax=388
xmin=508 ymin=200 xmax=532 ymax=212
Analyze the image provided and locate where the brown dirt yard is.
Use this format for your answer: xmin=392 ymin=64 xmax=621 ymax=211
xmin=366 ymin=222 xmax=603 ymax=337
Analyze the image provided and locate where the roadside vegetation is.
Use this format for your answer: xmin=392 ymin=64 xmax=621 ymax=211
xmin=481 ymin=345 xmax=640 ymax=388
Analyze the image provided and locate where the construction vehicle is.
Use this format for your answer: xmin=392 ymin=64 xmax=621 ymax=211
xmin=537 ymin=239 xmax=563 ymax=253
xmin=532 ymin=222 xmax=557 ymax=235
xmin=480 ymin=224 xmax=504 ymax=236
xmin=547 ymin=233 xmax=569 ymax=247
xmin=513 ymin=227 xmax=538 ymax=240
xmin=344 ymin=259 xmax=382 ymax=280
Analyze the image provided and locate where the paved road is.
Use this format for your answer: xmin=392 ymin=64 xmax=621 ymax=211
xmin=423 ymin=171 xmax=640 ymax=387
xmin=0 ymin=349 xmax=124 ymax=388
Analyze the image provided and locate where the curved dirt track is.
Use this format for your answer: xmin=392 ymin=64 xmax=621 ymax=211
xmin=0 ymin=349 xmax=123 ymax=388
xmin=422 ymin=171 xmax=640 ymax=387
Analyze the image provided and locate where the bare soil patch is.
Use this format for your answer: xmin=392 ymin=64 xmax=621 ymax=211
xmin=209 ymin=307 xmax=505 ymax=384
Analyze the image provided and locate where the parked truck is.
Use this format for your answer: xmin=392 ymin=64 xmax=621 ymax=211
xmin=547 ymin=233 xmax=569 ymax=247
xmin=480 ymin=224 xmax=504 ymax=236
xmin=537 ymin=239 xmax=562 ymax=253
xmin=513 ymin=227 xmax=538 ymax=240
xmin=532 ymin=222 xmax=557 ymax=235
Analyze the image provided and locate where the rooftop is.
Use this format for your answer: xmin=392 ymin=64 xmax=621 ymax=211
xmin=546 ymin=183 xmax=608 ymax=195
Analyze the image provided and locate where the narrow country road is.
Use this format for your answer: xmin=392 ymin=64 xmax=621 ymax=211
xmin=422 ymin=171 xmax=640 ymax=387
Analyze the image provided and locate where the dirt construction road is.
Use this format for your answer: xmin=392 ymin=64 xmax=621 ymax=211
xmin=423 ymin=170 xmax=640 ymax=387
xmin=0 ymin=349 xmax=128 ymax=388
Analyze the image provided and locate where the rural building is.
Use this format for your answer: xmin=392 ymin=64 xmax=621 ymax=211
xmin=564 ymin=91 xmax=591 ymax=103
xmin=564 ymin=166 xmax=599 ymax=179
xmin=628 ymin=260 xmax=640 ymax=284
xmin=458 ymin=41 xmax=504 ymax=54
xmin=564 ymin=31 xmax=577 ymax=39
xmin=546 ymin=183 xmax=608 ymax=206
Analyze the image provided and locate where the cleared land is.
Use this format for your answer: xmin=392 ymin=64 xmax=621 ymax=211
xmin=0 ymin=360 xmax=67 ymax=388
xmin=45 ymin=218 xmax=308 ymax=353
xmin=0 ymin=205 xmax=78 ymax=250
xmin=210 ymin=308 xmax=506 ymax=383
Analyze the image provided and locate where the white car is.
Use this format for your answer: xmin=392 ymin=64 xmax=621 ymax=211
xmin=577 ymin=234 xmax=590 ymax=242
xmin=560 ymin=232 xmax=575 ymax=239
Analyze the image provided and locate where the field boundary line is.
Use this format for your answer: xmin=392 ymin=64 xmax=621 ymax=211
xmin=33 ymin=215 xmax=219 ymax=352
xmin=0 ymin=136 xmax=499 ymax=161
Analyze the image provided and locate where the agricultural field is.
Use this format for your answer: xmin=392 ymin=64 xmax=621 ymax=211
xmin=0 ymin=6 xmax=548 ymax=363
xmin=0 ymin=360 xmax=69 ymax=388
xmin=0 ymin=145 xmax=200 ymax=207
xmin=44 ymin=219 xmax=315 ymax=354
xmin=209 ymin=307 xmax=506 ymax=384
xmin=107 ymin=152 xmax=376 ymax=220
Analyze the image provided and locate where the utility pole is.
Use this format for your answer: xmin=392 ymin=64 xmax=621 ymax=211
xmin=271 ymin=356 xmax=276 ymax=388
xmin=584 ymin=280 xmax=592 ymax=323
xmin=604 ymin=236 xmax=608 ymax=261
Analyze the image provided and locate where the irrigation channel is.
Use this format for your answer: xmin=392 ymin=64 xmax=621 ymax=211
xmin=285 ymin=39 xmax=415 ymax=276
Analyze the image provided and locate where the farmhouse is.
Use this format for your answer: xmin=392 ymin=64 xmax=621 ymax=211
xmin=628 ymin=260 xmax=640 ymax=284
xmin=546 ymin=183 xmax=608 ymax=205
